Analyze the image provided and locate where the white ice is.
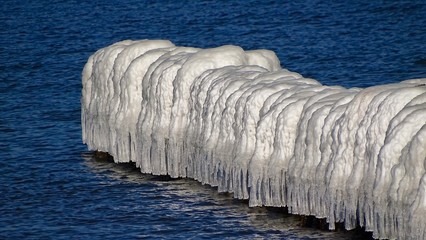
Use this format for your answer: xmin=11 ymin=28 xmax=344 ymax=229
xmin=82 ymin=40 xmax=426 ymax=240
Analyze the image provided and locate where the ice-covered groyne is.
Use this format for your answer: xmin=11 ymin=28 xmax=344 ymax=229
xmin=82 ymin=40 xmax=426 ymax=239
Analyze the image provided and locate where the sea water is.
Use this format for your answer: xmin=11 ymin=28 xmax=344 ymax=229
xmin=1 ymin=0 xmax=425 ymax=239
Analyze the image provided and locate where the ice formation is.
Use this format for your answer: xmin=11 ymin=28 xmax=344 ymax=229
xmin=82 ymin=40 xmax=426 ymax=239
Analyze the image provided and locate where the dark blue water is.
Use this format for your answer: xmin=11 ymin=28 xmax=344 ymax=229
xmin=1 ymin=0 xmax=424 ymax=239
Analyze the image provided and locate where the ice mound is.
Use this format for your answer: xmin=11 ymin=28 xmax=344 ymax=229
xmin=82 ymin=40 xmax=426 ymax=239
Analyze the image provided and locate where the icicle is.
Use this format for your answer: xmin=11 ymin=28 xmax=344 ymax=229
xmin=82 ymin=40 xmax=426 ymax=240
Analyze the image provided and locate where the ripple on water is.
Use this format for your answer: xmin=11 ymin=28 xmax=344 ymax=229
xmin=0 ymin=0 xmax=424 ymax=238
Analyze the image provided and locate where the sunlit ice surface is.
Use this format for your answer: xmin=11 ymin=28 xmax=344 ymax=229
xmin=82 ymin=40 xmax=426 ymax=239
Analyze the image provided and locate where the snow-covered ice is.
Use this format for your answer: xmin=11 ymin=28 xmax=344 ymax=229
xmin=82 ymin=40 xmax=426 ymax=240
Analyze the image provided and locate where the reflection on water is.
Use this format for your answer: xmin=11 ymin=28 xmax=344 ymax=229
xmin=82 ymin=152 xmax=372 ymax=239
xmin=1 ymin=0 xmax=423 ymax=238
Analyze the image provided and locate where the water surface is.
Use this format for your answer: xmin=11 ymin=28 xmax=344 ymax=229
xmin=0 ymin=0 xmax=424 ymax=239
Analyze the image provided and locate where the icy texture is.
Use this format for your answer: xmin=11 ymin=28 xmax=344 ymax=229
xmin=82 ymin=40 xmax=426 ymax=240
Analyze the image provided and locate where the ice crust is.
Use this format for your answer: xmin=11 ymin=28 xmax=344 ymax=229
xmin=82 ymin=40 xmax=426 ymax=239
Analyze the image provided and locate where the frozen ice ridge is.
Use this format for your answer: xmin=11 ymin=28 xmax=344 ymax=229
xmin=82 ymin=40 xmax=426 ymax=239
